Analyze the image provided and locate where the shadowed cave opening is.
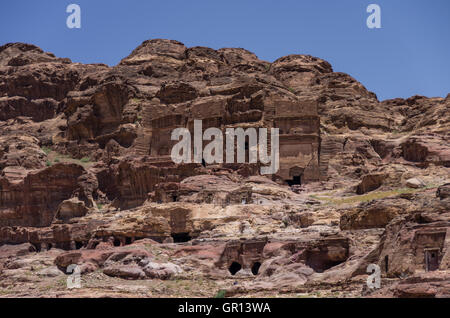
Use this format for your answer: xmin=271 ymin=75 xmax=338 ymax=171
xmin=228 ymin=262 xmax=242 ymax=275
xmin=305 ymin=251 xmax=345 ymax=273
xmin=171 ymin=232 xmax=191 ymax=243
xmin=113 ymin=238 xmax=121 ymax=247
xmin=32 ymin=243 xmax=41 ymax=253
xmin=75 ymin=241 xmax=84 ymax=250
xmin=251 ymin=262 xmax=261 ymax=275
xmin=287 ymin=175 xmax=302 ymax=186
xmin=425 ymin=249 xmax=440 ymax=272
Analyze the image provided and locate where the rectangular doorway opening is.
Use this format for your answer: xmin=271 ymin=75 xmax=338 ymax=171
xmin=288 ymin=175 xmax=302 ymax=186
xmin=425 ymin=249 xmax=440 ymax=271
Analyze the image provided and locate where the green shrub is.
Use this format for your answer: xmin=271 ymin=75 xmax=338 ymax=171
xmin=214 ymin=289 xmax=226 ymax=298
xmin=42 ymin=147 xmax=52 ymax=155
xmin=46 ymin=160 xmax=52 ymax=167
xmin=80 ymin=157 xmax=91 ymax=163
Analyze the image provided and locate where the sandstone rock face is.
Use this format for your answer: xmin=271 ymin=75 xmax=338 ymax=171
xmin=0 ymin=163 xmax=96 ymax=227
xmin=406 ymin=177 xmax=426 ymax=189
xmin=356 ymin=173 xmax=385 ymax=194
xmin=0 ymin=39 xmax=448 ymax=298
xmin=56 ymin=198 xmax=89 ymax=221
xmin=436 ymin=183 xmax=450 ymax=200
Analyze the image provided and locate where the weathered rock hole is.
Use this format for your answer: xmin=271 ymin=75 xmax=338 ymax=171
xmin=32 ymin=243 xmax=41 ymax=253
xmin=425 ymin=249 xmax=440 ymax=272
xmin=305 ymin=251 xmax=345 ymax=273
xmin=113 ymin=238 xmax=121 ymax=247
xmin=251 ymin=262 xmax=261 ymax=275
xmin=228 ymin=262 xmax=242 ymax=275
xmin=75 ymin=241 xmax=84 ymax=250
xmin=287 ymin=175 xmax=302 ymax=186
xmin=47 ymin=243 xmax=53 ymax=251
xmin=125 ymin=237 xmax=133 ymax=245
xmin=171 ymin=233 xmax=191 ymax=243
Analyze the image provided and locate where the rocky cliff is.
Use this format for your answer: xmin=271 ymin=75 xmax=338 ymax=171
xmin=0 ymin=39 xmax=448 ymax=298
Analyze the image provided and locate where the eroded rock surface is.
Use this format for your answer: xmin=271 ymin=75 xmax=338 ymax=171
xmin=0 ymin=39 xmax=448 ymax=298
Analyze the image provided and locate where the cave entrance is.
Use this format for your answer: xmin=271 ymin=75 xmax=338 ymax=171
xmin=305 ymin=251 xmax=345 ymax=273
xmin=229 ymin=262 xmax=242 ymax=275
xmin=287 ymin=175 xmax=302 ymax=186
xmin=75 ymin=241 xmax=84 ymax=250
xmin=425 ymin=249 xmax=439 ymax=272
xmin=287 ymin=166 xmax=304 ymax=186
xmin=171 ymin=233 xmax=191 ymax=243
xmin=251 ymin=262 xmax=261 ymax=275
xmin=32 ymin=243 xmax=41 ymax=253
xmin=113 ymin=238 xmax=121 ymax=247
xmin=172 ymin=194 xmax=178 ymax=202
xmin=125 ymin=237 xmax=133 ymax=245
xmin=384 ymin=255 xmax=389 ymax=273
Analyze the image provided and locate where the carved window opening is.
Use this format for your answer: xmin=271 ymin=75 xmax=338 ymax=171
xmin=75 ymin=241 xmax=84 ymax=250
xmin=125 ymin=237 xmax=133 ymax=245
xmin=251 ymin=262 xmax=261 ymax=275
xmin=113 ymin=238 xmax=121 ymax=247
xmin=171 ymin=232 xmax=191 ymax=243
xmin=425 ymin=249 xmax=439 ymax=272
xmin=288 ymin=175 xmax=302 ymax=186
xmin=229 ymin=262 xmax=242 ymax=275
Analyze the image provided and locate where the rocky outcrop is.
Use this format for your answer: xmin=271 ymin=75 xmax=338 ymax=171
xmin=0 ymin=163 xmax=96 ymax=227
xmin=0 ymin=39 xmax=448 ymax=298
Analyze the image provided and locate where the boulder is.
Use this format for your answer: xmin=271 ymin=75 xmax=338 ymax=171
xmin=56 ymin=198 xmax=89 ymax=221
xmin=406 ymin=178 xmax=426 ymax=189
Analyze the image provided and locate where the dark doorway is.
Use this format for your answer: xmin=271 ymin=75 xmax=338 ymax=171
xmin=425 ymin=249 xmax=439 ymax=271
xmin=251 ymin=262 xmax=261 ymax=275
xmin=171 ymin=233 xmax=191 ymax=243
xmin=172 ymin=194 xmax=178 ymax=202
xmin=75 ymin=241 xmax=84 ymax=250
xmin=47 ymin=243 xmax=53 ymax=251
xmin=229 ymin=262 xmax=242 ymax=275
xmin=287 ymin=175 xmax=302 ymax=186
xmin=384 ymin=255 xmax=389 ymax=273
xmin=113 ymin=238 xmax=121 ymax=247
xmin=305 ymin=251 xmax=345 ymax=273
xmin=201 ymin=159 xmax=206 ymax=167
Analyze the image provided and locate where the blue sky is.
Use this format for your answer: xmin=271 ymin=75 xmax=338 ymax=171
xmin=1 ymin=0 xmax=449 ymax=101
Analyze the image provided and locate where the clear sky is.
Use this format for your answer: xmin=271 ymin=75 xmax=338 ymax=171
xmin=1 ymin=0 xmax=449 ymax=101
